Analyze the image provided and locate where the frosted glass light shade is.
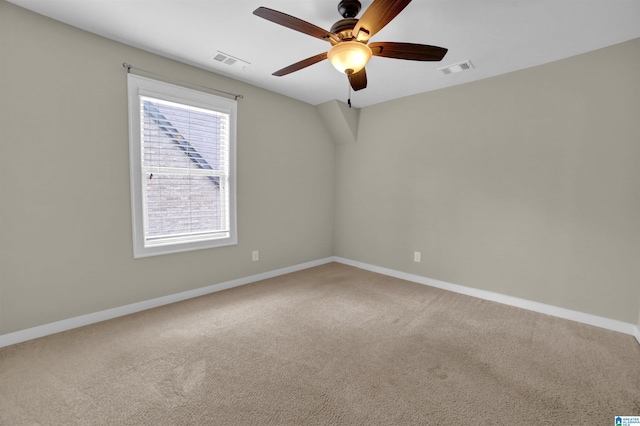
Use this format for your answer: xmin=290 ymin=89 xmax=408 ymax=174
xmin=327 ymin=41 xmax=372 ymax=74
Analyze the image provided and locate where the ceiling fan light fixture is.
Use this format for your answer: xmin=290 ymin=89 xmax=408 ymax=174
xmin=327 ymin=41 xmax=372 ymax=74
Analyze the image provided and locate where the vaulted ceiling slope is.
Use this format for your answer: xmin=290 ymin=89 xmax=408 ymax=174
xmin=8 ymin=0 xmax=640 ymax=108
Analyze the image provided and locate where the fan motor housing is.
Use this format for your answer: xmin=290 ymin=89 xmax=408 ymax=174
xmin=330 ymin=18 xmax=358 ymax=38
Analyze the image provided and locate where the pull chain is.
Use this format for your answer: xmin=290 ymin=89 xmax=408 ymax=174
xmin=347 ymin=78 xmax=352 ymax=108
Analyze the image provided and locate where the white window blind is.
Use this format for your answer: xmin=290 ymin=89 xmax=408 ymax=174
xmin=128 ymin=74 xmax=237 ymax=257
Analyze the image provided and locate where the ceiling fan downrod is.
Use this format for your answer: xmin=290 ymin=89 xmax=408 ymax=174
xmin=338 ymin=0 xmax=361 ymax=18
xmin=331 ymin=0 xmax=361 ymax=38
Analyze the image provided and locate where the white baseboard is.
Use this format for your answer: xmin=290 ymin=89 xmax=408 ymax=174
xmin=2 ymin=256 xmax=638 ymax=348
xmin=334 ymin=257 xmax=639 ymax=339
xmin=0 ymin=257 xmax=334 ymax=348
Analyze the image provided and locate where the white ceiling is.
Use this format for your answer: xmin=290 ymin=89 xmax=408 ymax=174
xmin=8 ymin=0 xmax=640 ymax=108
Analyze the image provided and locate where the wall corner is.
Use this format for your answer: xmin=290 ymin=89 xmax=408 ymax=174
xmin=316 ymin=99 xmax=360 ymax=145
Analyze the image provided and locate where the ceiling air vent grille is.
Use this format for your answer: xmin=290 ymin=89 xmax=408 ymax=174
xmin=438 ymin=60 xmax=474 ymax=75
xmin=211 ymin=51 xmax=250 ymax=70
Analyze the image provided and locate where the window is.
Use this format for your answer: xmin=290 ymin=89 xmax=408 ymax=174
xmin=127 ymin=74 xmax=237 ymax=258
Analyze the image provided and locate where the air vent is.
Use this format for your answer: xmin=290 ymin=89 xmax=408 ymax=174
xmin=211 ymin=51 xmax=250 ymax=70
xmin=438 ymin=60 xmax=474 ymax=75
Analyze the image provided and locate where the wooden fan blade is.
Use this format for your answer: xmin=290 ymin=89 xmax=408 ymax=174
xmin=272 ymin=52 xmax=328 ymax=77
xmin=369 ymin=42 xmax=448 ymax=61
xmin=352 ymin=0 xmax=412 ymax=42
xmin=254 ymin=7 xmax=338 ymax=43
xmin=348 ymin=68 xmax=367 ymax=91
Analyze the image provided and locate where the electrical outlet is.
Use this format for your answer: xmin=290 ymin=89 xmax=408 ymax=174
xmin=252 ymin=250 xmax=259 ymax=261
xmin=413 ymin=251 xmax=421 ymax=262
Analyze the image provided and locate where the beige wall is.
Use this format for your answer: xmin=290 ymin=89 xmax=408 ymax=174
xmin=335 ymin=38 xmax=640 ymax=324
xmin=1 ymin=1 xmax=639 ymax=335
xmin=0 ymin=1 xmax=335 ymax=334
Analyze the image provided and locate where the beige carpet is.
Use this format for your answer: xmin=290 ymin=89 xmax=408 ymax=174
xmin=1 ymin=262 xmax=638 ymax=425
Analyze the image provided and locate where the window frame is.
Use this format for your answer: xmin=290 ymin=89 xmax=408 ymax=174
xmin=127 ymin=74 xmax=237 ymax=258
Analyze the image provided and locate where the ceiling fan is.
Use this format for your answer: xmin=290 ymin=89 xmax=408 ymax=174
xmin=253 ymin=0 xmax=448 ymax=93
